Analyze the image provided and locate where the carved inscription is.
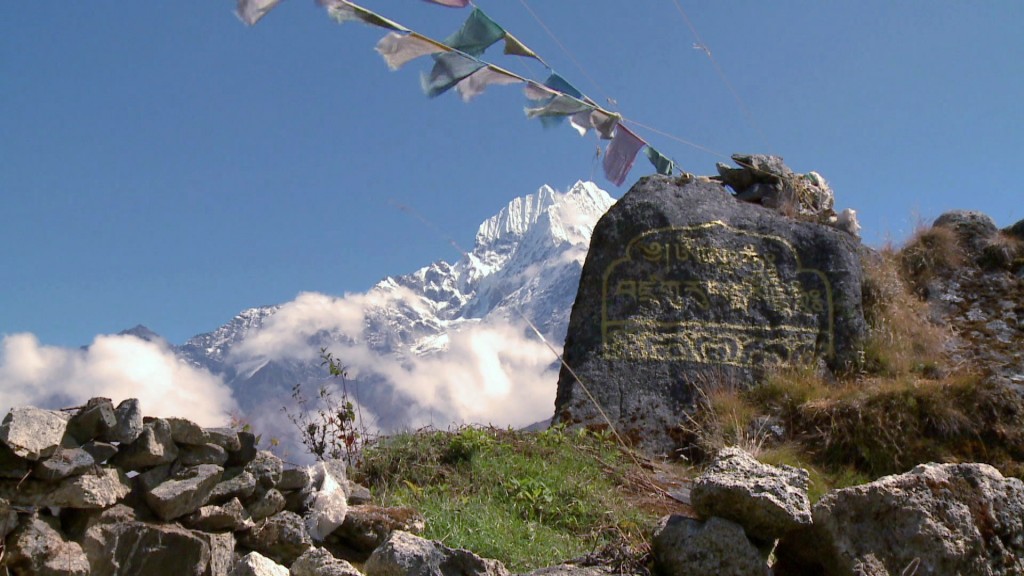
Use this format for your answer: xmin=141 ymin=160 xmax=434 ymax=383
xmin=602 ymin=221 xmax=834 ymax=366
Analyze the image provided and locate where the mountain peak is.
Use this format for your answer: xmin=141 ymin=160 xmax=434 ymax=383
xmin=118 ymin=325 xmax=164 ymax=343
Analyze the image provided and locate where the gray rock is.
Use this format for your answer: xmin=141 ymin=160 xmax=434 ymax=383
xmin=212 ymin=470 xmax=258 ymax=503
xmin=690 ymin=446 xmax=811 ymax=541
xmin=181 ymin=443 xmax=230 ymax=467
xmin=780 ymin=462 xmax=1024 ymax=576
xmin=228 ymin=431 xmax=259 ymax=466
xmin=231 ymin=551 xmax=289 ymax=576
xmin=144 ymin=464 xmax=224 ymax=520
xmin=365 ymin=530 xmax=510 ymax=576
xmin=0 ymin=440 xmax=31 ymax=478
xmin=168 ymin=416 xmax=209 ymax=445
xmin=554 ymin=176 xmax=867 ymax=454
xmin=245 ymin=450 xmax=284 ymax=490
xmin=183 ymin=497 xmax=254 ymax=532
xmin=934 ymin=210 xmax=999 ymax=256
xmin=0 ymin=497 xmax=17 ymax=541
xmin=651 ymin=515 xmax=768 ymax=576
xmin=347 ymin=482 xmax=373 ymax=505
xmin=66 ymin=397 xmax=117 ymax=444
xmin=305 ymin=460 xmax=350 ymax=541
xmin=81 ymin=440 xmax=119 ymax=463
xmin=291 ymin=546 xmax=362 ymax=576
xmin=137 ymin=462 xmax=173 ymax=492
xmin=101 ymin=398 xmax=143 ymax=444
xmin=81 ymin=505 xmax=226 ymax=576
xmin=0 ymin=406 xmax=69 ymax=461
xmin=111 ymin=417 xmax=178 ymax=470
xmin=331 ymin=505 xmax=426 ymax=558
xmin=0 ymin=467 xmax=131 ymax=508
xmin=248 ymin=487 xmax=287 ymax=521
xmin=33 ymin=447 xmax=96 ymax=481
xmin=278 ymin=467 xmax=313 ymax=491
xmin=238 ymin=510 xmax=313 ymax=566
xmin=206 ymin=427 xmax=243 ymax=452
xmin=5 ymin=514 xmax=91 ymax=575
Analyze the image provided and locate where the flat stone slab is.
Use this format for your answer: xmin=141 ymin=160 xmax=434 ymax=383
xmin=144 ymin=464 xmax=223 ymax=520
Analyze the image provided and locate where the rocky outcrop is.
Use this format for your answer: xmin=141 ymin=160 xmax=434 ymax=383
xmin=554 ymin=175 xmax=867 ymax=453
xmin=0 ymin=400 xmax=428 ymax=576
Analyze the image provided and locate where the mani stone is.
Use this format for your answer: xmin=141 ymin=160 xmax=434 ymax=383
xmin=100 ymin=398 xmax=143 ymax=444
xmin=0 ymin=406 xmax=69 ymax=461
xmin=144 ymin=464 xmax=223 ymax=521
xmin=553 ymin=175 xmax=867 ymax=455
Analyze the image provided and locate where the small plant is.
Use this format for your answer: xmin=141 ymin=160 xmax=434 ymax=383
xmin=282 ymin=348 xmax=365 ymax=465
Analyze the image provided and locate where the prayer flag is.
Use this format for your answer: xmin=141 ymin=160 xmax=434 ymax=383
xmin=525 ymin=95 xmax=593 ymax=121
xmin=456 ymin=65 xmax=524 ymax=102
xmin=236 ymin=0 xmax=283 ymax=26
xmin=590 ymin=109 xmax=620 ymax=140
xmin=603 ymin=124 xmax=645 ymax=186
xmin=644 ymin=146 xmax=675 ymax=176
xmin=319 ymin=0 xmax=409 ymax=32
xmin=503 ymin=33 xmax=543 ymax=63
xmin=421 ymin=0 xmax=470 ymax=7
xmin=422 ymin=52 xmax=486 ymax=98
xmin=443 ymin=8 xmax=505 ymax=56
xmin=376 ymin=32 xmax=447 ymax=71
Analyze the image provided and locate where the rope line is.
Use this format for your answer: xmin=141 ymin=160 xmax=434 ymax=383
xmin=624 ymin=118 xmax=730 ymax=161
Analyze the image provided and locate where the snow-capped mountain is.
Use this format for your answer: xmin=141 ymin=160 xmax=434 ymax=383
xmin=175 ymin=181 xmax=614 ymax=453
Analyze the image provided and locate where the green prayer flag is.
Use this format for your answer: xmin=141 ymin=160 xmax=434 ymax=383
xmin=444 ymin=8 xmax=505 ymax=56
xmin=644 ymin=146 xmax=675 ymax=176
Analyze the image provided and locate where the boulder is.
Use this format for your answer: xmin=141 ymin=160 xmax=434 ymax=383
xmin=81 ymin=505 xmax=228 ymax=576
xmin=206 ymin=427 xmax=242 ymax=452
xmin=183 ymin=497 xmax=255 ymax=532
xmin=0 ymin=467 xmax=130 ymax=508
xmin=305 ymin=460 xmax=350 ymax=541
xmin=180 ymin=443 xmax=230 ymax=467
xmin=168 ymin=416 xmax=210 ymax=445
xmin=777 ymin=462 xmax=1024 ymax=575
xmin=365 ymin=530 xmax=510 ymax=576
xmin=66 ymin=398 xmax=117 ymax=444
xmin=330 ymin=505 xmax=426 ymax=559
xmin=347 ymin=482 xmax=373 ymax=505
xmin=0 ymin=406 xmax=69 ymax=461
xmin=245 ymin=450 xmax=284 ymax=491
xmin=100 ymin=398 xmax=143 ymax=444
xmin=237 ymin=510 xmax=312 ymax=566
xmin=934 ymin=210 xmax=999 ymax=256
xmin=247 ymin=487 xmax=286 ymax=521
xmin=651 ymin=514 xmax=768 ymax=576
xmin=278 ymin=467 xmax=312 ymax=491
xmin=4 ymin=514 xmax=91 ymax=575
xmin=144 ymin=464 xmax=223 ymax=521
xmin=33 ymin=447 xmax=96 ymax=481
xmin=690 ymin=446 xmax=811 ymax=541
xmin=231 ymin=551 xmax=288 ymax=576
xmin=290 ymin=546 xmax=363 ymax=576
xmin=554 ymin=176 xmax=867 ymax=454
xmin=111 ymin=417 xmax=178 ymax=470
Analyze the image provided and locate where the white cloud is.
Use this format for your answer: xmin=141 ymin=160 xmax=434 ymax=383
xmin=0 ymin=333 xmax=237 ymax=427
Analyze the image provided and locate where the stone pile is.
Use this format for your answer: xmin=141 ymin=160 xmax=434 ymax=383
xmin=0 ymin=398 xmax=462 ymax=576
xmin=651 ymin=447 xmax=1024 ymax=576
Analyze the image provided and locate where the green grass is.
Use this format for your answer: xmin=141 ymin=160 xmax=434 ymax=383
xmin=354 ymin=425 xmax=655 ymax=572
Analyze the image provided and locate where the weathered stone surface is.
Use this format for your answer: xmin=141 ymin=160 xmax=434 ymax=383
xmin=0 ymin=441 xmax=31 ymax=478
xmin=33 ymin=447 xmax=96 ymax=481
xmin=365 ymin=530 xmax=510 ymax=576
xmin=66 ymin=397 xmax=117 ymax=444
xmin=181 ymin=443 xmax=230 ymax=467
xmin=168 ymin=416 xmax=210 ymax=445
xmin=111 ymin=417 xmax=178 ymax=470
xmin=212 ymin=470 xmax=258 ymax=503
xmin=0 ymin=498 xmax=17 ymax=540
xmin=201 ymin=530 xmax=237 ymax=576
xmin=717 ymin=154 xmax=835 ymax=221
xmin=81 ymin=505 xmax=224 ymax=576
xmin=247 ymin=487 xmax=286 ymax=521
xmin=101 ymin=398 xmax=143 ymax=444
xmin=348 ymin=482 xmax=373 ymax=505
xmin=231 ymin=551 xmax=288 ymax=576
xmin=228 ymin=431 xmax=258 ymax=466
xmin=651 ymin=514 xmax=768 ymax=576
xmin=0 ymin=406 xmax=69 ymax=461
xmin=206 ymin=427 xmax=242 ymax=452
xmin=780 ymin=462 xmax=1024 ymax=576
xmin=184 ymin=497 xmax=254 ymax=532
xmin=278 ymin=467 xmax=312 ymax=491
xmin=245 ymin=450 xmax=284 ymax=490
xmin=935 ymin=210 xmax=999 ymax=256
xmin=145 ymin=464 xmax=223 ymax=521
xmin=238 ymin=510 xmax=312 ymax=566
xmin=554 ymin=176 xmax=866 ymax=454
xmin=81 ymin=440 xmax=119 ymax=463
xmin=690 ymin=446 xmax=811 ymax=541
xmin=291 ymin=546 xmax=363 ymax=576
xmin=305 ymin=460 xmax=350 ymax=541
xmin=331 ymin=505 xmax=426 ymax=557
xmin=5 ymin=514 xmax=91 ymax=575
xmin=0 ymin=467 xmax=130 ymax=508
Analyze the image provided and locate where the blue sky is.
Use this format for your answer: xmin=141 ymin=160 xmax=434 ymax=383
xmin=3 ymin=1 xmax=1021 ymax=348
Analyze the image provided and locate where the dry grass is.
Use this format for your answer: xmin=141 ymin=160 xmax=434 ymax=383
xmin=898 ymin=224 xmax=965 ymax=293
xmin=980 ymin=231 xmax=1024 ymax=271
